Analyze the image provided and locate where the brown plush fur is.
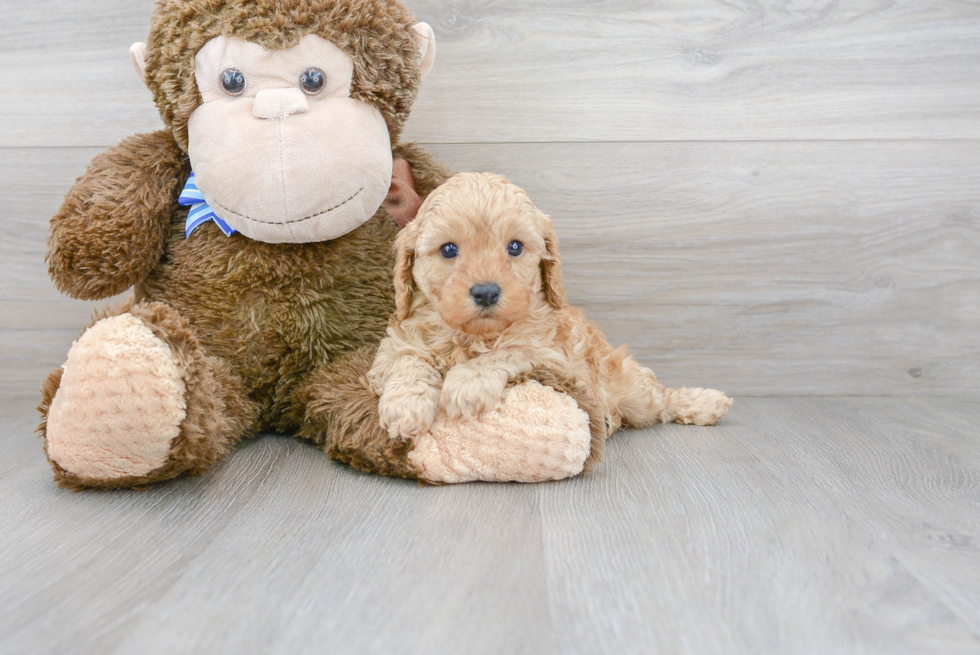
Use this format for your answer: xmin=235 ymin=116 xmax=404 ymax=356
xmin=294 ymin=346 xmax=417 ymax=479
xmin=145 ymin=0 xmax=424 ymax=149
xmin=40 ymin=140 xmax=448 ymax=489
xmin=370 ymin=173 xmax=733 ymax=473
xmin=40 ymin=300 xmax=259 ymax=490
xmin=47 ymin=131 xmax=189 ymax=300
xmin=39 ymin=0 xmax=453 ymax=489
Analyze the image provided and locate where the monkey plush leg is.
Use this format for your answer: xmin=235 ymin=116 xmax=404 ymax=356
xmin=294 ymin=347 xmax=418 ymax=478
xmin=296 ymin=348 xmax=598 ymax=484
xmin=38 ymin=301 xmax=257 ymax=490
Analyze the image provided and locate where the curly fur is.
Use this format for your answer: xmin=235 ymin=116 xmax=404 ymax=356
xmin=369 ymin=173 xmax=734 ymax=467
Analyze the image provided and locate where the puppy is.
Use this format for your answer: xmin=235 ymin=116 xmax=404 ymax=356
xmin=368 ymin=172 xmax=732 ymax=451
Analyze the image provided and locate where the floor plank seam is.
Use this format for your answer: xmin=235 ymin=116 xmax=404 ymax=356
xmin=535 ymin=486 xmax=561 ymax=655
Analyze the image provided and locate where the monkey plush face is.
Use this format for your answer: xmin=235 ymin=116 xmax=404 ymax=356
xmin=130 ymin=0 xmax=435 ymax=244
xmin=186 ymin=35 xmax=392 ymax=243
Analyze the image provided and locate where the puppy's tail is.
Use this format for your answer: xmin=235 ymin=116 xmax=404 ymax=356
xmin=659 ymin=387 xmax=733 ymax=426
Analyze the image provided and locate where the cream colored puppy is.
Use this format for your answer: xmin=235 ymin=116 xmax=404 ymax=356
xmin=368 ymin=172 xmax=732 ymax=449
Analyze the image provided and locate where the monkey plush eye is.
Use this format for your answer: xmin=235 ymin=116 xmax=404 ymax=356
xmin=507 ymin=240 xmax=525 ymax=257
xmin=220 ymin=69 xmax=246 ymax=96
xmin=299 ymin=68 xmax=326 ymax=95
xmin=439 ymin=243 xmax=459 ymax=259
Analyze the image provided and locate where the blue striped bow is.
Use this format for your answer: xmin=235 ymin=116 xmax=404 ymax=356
xmin=178 ymin=173 xmax=237 ymax=238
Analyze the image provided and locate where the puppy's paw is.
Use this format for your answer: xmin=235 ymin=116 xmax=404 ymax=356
xmin=379 ymin=386 xmax=441 ymax=440
xmin=669 ymin=387 xmax=733 ymax=426
xmin=441 ymin=364 xmax=508 ymax=420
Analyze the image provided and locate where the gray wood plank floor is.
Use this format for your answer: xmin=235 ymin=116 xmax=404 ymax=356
xmin=2 ymin=394 xmax=978 ymax=654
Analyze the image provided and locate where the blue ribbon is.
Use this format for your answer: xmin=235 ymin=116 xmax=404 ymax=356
xmin=178 ymin=172 xmax=237 ymax=238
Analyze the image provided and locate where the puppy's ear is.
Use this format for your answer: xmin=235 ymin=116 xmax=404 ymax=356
xmin=539 ymin=213 xmax=567 ymax=309
xmin=393 ymin=221 xmax=419 ymax=321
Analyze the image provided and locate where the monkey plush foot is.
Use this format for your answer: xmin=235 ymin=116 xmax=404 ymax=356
xmin=39 ymin=303 xmax=257 ymax=490
xmin=43 ymin=313 xmax=188 ymax=486
xmin=409 ymin=381 xmax=592 ymax=484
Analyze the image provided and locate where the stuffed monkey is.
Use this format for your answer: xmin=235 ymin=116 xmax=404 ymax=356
xmin=38 ymin=0 xmax=597 ymax=489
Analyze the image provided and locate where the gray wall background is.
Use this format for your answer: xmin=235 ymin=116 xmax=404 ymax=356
xmin=2 ymin=0 xmax=978 ymax=396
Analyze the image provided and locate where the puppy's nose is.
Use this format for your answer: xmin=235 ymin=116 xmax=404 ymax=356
xmin=470 ymin=283 xmax=501 ymax=308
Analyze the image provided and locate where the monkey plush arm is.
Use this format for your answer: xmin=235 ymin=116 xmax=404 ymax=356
xmin=48 ymin=130 xmax=188 ymax=300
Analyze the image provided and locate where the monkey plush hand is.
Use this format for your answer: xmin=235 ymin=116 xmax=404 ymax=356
xmin=38 ymin=0 xmax=595 ymax=489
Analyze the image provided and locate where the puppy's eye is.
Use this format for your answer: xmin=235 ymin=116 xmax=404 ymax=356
xmin=439 ymin=243 xmax=459 ymax=259
xmin=507 ymin=240 xmax=524 ymax=257
xmin=220 ymin=69 xmax=246 ymax=96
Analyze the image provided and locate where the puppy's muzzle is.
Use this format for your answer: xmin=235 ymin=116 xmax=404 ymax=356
xmin=470 ymin=283 xmax=501 ymax=308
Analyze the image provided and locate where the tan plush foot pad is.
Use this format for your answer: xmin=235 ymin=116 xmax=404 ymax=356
xmin=409 ymin=381 xmax=591 ymax=483
xmin=46 ymin=314 xmax=187 ymax=480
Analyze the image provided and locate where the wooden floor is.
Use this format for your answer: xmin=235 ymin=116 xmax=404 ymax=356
xmin=1 ymin=393 xmax=978 ymax=654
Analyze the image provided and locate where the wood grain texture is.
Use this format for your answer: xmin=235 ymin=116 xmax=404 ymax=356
xmin=539 ymin=399 xmax=980 ymax=654
xmin=405 ymin=0 xmax=980 ymax=143
xmin=2 ymin=394 xmax=979 ymax=654
xmin=0 ymin=147 xmax=119 ymax=328
xmin=0 ymin=330 xmax=78 ymax=397
xmin=4 ymin=143 xmax=977 ymax=396
xmin=2 ymin=0 xmax=980 ymax=146
xmin=737 ymin=397 xmax=980 ymax=639
xmin=109 ymin=458 xmax=554 ymax=655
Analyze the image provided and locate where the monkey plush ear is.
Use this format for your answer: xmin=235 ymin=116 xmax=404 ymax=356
xmin=412 ymin=23 xmax=436 ymax=80
xmin=539 ymin=215 xmax=567 ymax=310
xmin=383 ymin=157 xmax=423 ymax=228
xmin=129 ymin=42 xmax=147 ymax=84
xmin=393 ymin=221 xmax=421 ymax=321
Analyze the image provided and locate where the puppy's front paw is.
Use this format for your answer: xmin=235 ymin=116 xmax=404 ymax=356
xmin=441 ymin=364 xmax=507 ymax=420
xmin=379 ymin=387 xmax=441 ymax=440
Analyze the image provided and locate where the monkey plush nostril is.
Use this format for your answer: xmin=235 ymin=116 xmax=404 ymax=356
xmin=470 ymin=283 xmax=501 ymax=308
